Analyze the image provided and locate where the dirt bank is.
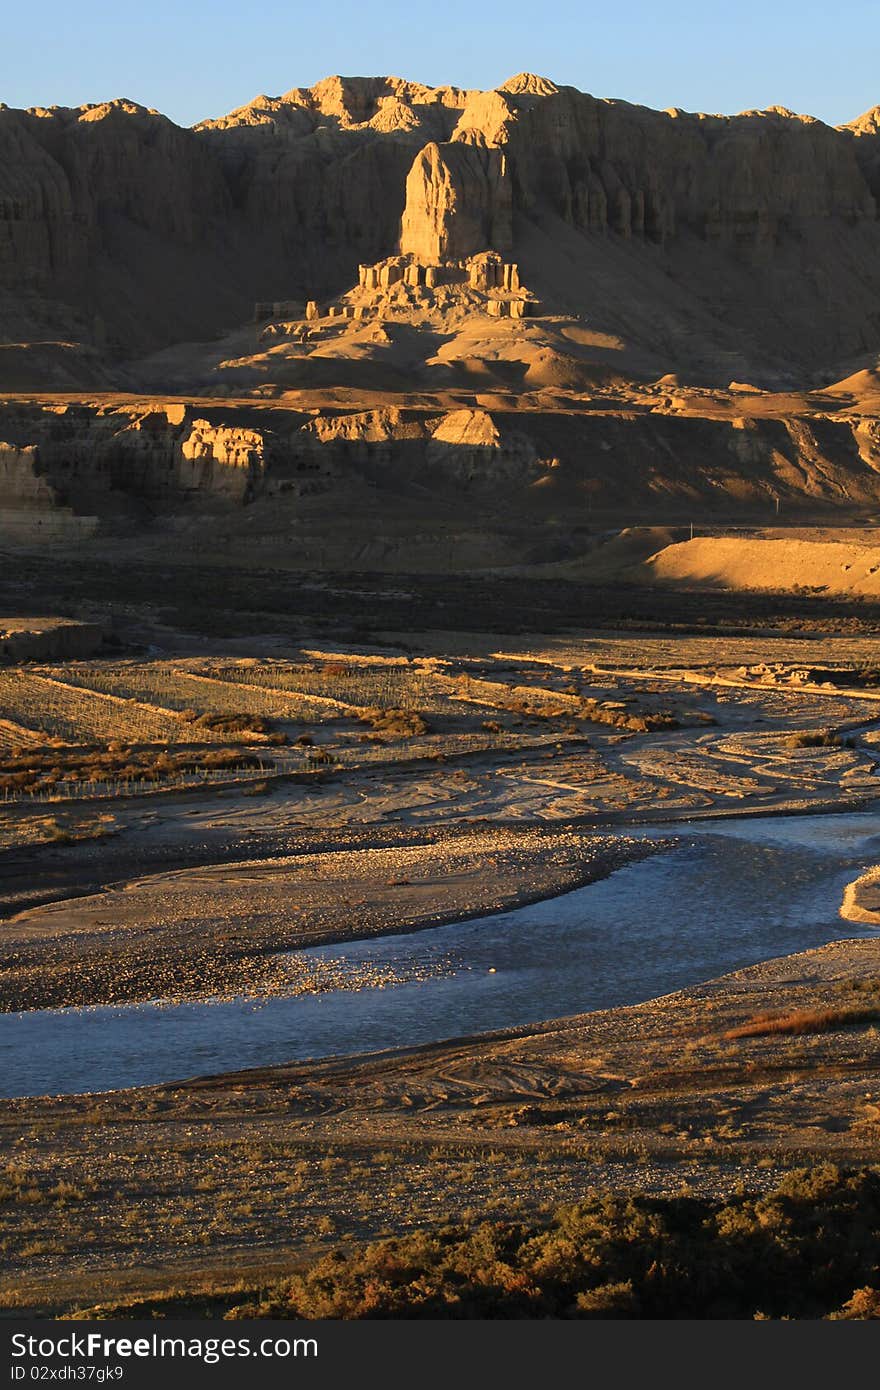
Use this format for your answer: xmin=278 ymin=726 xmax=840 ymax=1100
xmin=841 ymin=864 xmax=880 ymax=925
xmin=641 ymin=534 xmax=880 ymax=597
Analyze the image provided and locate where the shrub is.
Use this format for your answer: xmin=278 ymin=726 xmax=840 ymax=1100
xmin=224 ymin=1168 xmax=880 ymax=1320
xmin=193 ymin=712 xmax=270 ymax=735
xmin=787 ymin=729 xmax=845 ymax=749
xmin=358 ymin=707 xmax=428 ymax=738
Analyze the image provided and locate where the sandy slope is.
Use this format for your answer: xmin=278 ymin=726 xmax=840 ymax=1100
xmin=640 ymin=535 xmax=880 ymax=596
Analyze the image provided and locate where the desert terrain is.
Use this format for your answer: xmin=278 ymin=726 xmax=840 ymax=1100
xmin=2 ymin=72 xmax=880 ymax=1318
xmin=1 ymin=618 xmax=879 ymax=1315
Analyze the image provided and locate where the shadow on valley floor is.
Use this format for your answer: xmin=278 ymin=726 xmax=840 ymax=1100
xmin=5 ymin=555 xmax=880 ymax=643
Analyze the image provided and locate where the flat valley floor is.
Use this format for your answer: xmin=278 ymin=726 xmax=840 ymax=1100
xmin=1 ymin=591 xmax=880 ymax=1314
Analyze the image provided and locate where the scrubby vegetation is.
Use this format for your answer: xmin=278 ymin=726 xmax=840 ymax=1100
xmin=0 ymin=744 xmax=266 ymax=797
xmin=0 ymin=670 xmax=187 ymax=746
xmin=724 ymin=1004 xmax=880 ymax=1039
xmin=181 ymin=710 xmax=269 ymax=734
xmin=739 ymin=664 xmax=880 ymax=690
xmin=179 ymin=710 xmax=287 ymax=743
xmin=357 ymin=706 xmax=429 ymax=738
xmin=452 ymin=673 xmax=686 ymax=733
xmin=55 ymin=663 xmax=323 ymax=725
xmin=787 ymin=728 xmax=848 ymax=749
xmin=207 ymin=658 xmax=425 ymax=712
xmin=224 ymin=1167 xmax=880 ymax=1320
xmin=0 ymin=1162 xmax=97 ymax=1208
xmin=794 ymin=667 xmax=880 ymax=689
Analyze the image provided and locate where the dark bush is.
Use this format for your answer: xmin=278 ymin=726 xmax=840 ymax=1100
xmin=225 ymin=1167 xmax=880 ymax=1321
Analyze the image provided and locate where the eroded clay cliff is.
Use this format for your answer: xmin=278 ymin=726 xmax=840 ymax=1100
xmin=1 ymin=74 xmax=879 ymax=377
xmin=4 ymin=394 xmax=880 ymax=556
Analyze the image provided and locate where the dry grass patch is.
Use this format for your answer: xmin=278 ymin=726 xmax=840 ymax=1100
xmin=724 ymin=1005 xmax=880 ymax=1040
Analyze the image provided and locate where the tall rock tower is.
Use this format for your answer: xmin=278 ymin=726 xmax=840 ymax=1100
xmin=399 ymin=141 xmax=513 ymax=262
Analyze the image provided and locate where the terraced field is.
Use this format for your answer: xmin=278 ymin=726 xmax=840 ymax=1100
xmin=61 ymin=663 xmax=331 ymax=723
xmin=0 ymin=716 xmax=44 ymax=754
xmin=0 ymin=671 xmax=188 ymax=745
xmin=203 ymin=658 xmax=479 ymax=718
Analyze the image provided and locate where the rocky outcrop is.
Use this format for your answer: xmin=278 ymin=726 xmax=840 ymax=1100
xmin=0 ymin=441 xmax=57 ymax=509
xmin=0 ymin=619 xmax=104 ymax=663
xmin=277 ymin=251 xmax=537 ymax=330
xmin=179 ymin=421 xmax=265 ymax=500
xmin=400 ymin=142 xmax=512 ymax=261
xmin=845 ymin=104 xmax=880 ymax=205
xmin=204 ymin=78 xmax=880 ymax=267
xmin=426 ymin=408 xmax=538 ymax=485
xmin=0 ymin=405 xmax=269 ymax=531
xmin=0 ymin=440 xmax=98 ymax=545
xmin=502 ymin=95 xmax=876 ymax=247
xmin=0 ymin=400 xmax=545 ymax=538
xmin=285 ymin=406 xmax=540 ymax=490
xmin=0 ymin=100 xmax=234 ymax=353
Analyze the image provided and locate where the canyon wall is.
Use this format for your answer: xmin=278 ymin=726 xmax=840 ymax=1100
xmin=1 ymin=76 xmax=879 ymax=367
xmin=3 ymin=399 xmax=880 ymax=554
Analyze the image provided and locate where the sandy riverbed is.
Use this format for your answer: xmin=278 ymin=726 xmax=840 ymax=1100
xmin=0 ymin=826 xmax=663 ymax=1011
xmin=2 ymin=930 xmax=878 ymax=1316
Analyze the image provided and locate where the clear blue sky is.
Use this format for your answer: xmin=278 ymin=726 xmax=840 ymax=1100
xmin=2 ymin=0 xmax=877 ymax=128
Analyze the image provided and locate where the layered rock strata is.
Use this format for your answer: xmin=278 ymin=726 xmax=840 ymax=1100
xmin=4 ymin=397 xmax=880 ymax=551
xmin=2 ymin=76 xmax=879 ymax=369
